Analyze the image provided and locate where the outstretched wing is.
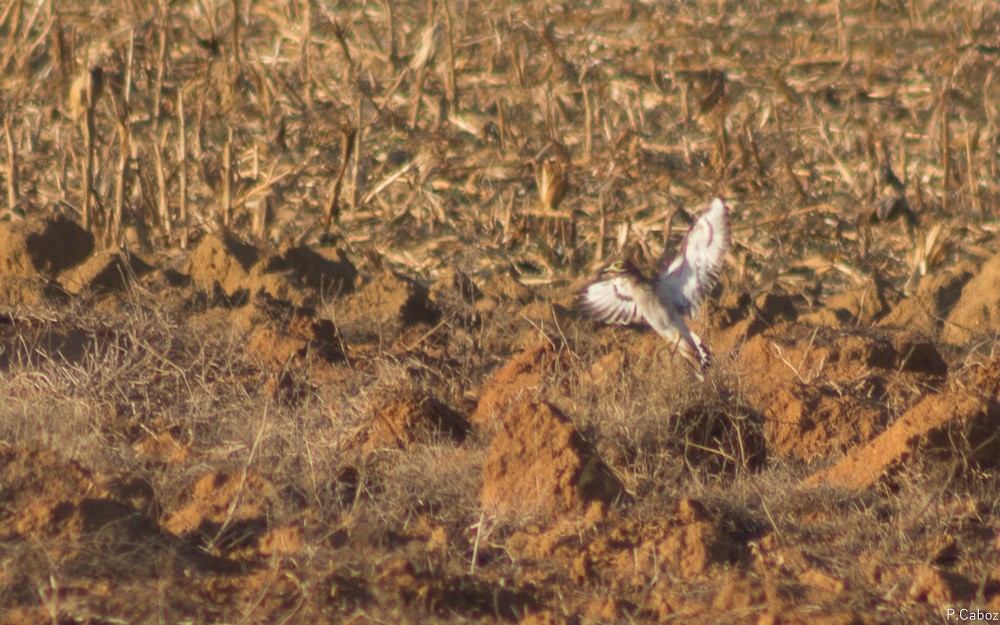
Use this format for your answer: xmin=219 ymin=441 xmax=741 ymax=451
xmin=578 ymin=276 xmax=644 ymax=326
xmin=657 ymin=197 xmax=731 ymax=317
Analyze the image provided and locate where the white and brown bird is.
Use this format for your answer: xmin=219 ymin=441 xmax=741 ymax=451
xmin=578 ymin=198 xmax=731 ymax=379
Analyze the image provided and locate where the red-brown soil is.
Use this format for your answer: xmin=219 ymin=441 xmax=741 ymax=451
xmin=2 ymin=2 xmax=1000 ymax=623
xmin=943 ymin=251 xmax=1000 ymax=345
xmin=738 ymin=323 xmax=947 ymax=461
xmin=7 ymin=211 xmax=1000 ymax=622
xmin=480 ymin=399 xmax=623 ymax=519
xmin=808 ymin=358 xmax=1000 ymax=490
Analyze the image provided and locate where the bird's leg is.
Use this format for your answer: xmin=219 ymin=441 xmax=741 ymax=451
xmin=653 ymin=340 xmax=678 ymax=376
xmin=657 ymin=334 xmax=705 ymax=381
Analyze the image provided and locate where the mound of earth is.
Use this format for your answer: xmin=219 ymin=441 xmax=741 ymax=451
xmin=163 ymin=471 xmax=286 ymax=559
xmin=879 ymin=268 xmax=971 ymax=338
xmin=333 ymin=269 xmax=439 ymax=342
xmin=0 ymin=215 xmax=94 ymax=278
xmin=735 ymin=533 xmax=868 ymax=623
xmin=59 ymin=249 xmax=153 ymax=295
xmin=187 ymin=232 xmax=259 ymax=299
xmin=480 ymin=399 xmax=623 ymax=520
xmin=471 ymin=340 xmax=568 ymax=426
xmin=0 ymin=447 xmax=123 ymax=546
xmin=0 ymin=215 xmax=95 ymax=305
xmin=807 ymin=358 xmax=1000 ymax=490
xmin=186 ymin=233 xmax=359 ymax=311
xmin=354 ymin=391 xmax=469 ymax=453
xmin=943 ymin=250 xmax=1000 ymax=344
xmin=801 ymin=276 xmax=898 ymax=327
xmin=0 ymin=446 xmax=214 ymax=595
xmin=738 ymin=323 xmax=947 ymax=461
xmin=507 ymin=498 xmax=743 ymax=619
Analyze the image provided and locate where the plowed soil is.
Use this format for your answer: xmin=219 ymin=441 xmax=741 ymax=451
xmin=1 ymin=1 xmax=999 ymax=624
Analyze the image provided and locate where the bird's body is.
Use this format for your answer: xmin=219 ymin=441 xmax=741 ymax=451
xmin=578 ymin=198 xmax=731 ymax=379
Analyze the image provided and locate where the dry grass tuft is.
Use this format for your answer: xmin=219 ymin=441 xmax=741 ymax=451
xmin=1 ymin=0 xmax=1000 ymax=621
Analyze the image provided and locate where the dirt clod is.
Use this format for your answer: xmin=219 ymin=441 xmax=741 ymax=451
xmin=480 ymin=399 xmax=623 ymax=520
xmin=4 ymin=1 xmax=1000 ymax=621
xmin=59 ymin=249 xmax=153 ymax=294
xmin=187 ymin=233 xmax=259 ymax=299
xmin=739 ymin=323 xmax=946 ymax=461
xmin=880 ymin=269 xmax=972 ymax=338
xmin=805 ymin=384 xmax=1000 ymax=490
xmin=334 ymin=270 xmax=439 ymax=341
xmin=0 ymin=215 xmax=94 ymax=278
xmin=358 ymin=392 xmax=468 ymax=453
xmin=944 ymin=251 xmax=1000 ymax=344
xmin=472 ymin=341 xmax=566 ymax=426
xmin=163 ymin=471 xmax=278 ymax=559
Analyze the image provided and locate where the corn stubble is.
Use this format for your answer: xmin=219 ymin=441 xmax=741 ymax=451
xmin=0 ymin=0 xmax=998 ymax=623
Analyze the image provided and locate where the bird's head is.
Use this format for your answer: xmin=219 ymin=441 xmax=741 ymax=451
xmin=600 ymin=258 xmax=640 ymax=279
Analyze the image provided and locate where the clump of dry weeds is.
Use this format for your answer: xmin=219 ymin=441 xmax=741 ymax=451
xmin=1 ymin=0 xmax=1000 ymax=622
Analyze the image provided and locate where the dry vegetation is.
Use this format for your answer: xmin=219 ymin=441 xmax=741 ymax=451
xmin=1 ymin=0 xmax=1000 ymax=623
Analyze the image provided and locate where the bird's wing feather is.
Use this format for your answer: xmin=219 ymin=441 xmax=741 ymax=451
xmin=578 ymin=276 xmax=644 ymax=326
xmin=657 ymin=198 xmax=731 ymax=316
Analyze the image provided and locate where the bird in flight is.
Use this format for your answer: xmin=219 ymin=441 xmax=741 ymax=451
xmin=578 ymin=198 xmax=731 ymax=379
